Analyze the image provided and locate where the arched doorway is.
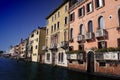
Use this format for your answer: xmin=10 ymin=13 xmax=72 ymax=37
xmin=87 ymin=51 xmax=94 ymax=73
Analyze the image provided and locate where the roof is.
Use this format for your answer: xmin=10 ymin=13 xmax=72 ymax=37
xmin=46 ymin=0 xmax=69 ymax=19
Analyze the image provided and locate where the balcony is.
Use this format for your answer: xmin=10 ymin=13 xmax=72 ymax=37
xmin=49 ymin=44 xmax=58 ymax=50
xmin=85 ymin=32 xmax=94 ymax=40
xmin=95 ymin=29 xmax=107 ymax=38
xmin=77 ymin=35 xmax=85 ymax=43
xmin=42 ymin=46 xmax=48 ymax=51
xmin=67 ymin=53 xmax=84 ymax=60
xmin=70 ymin=0 xmax=85 ymax=10
xmin=61 ymin=41 xmax=69 ymax=49
xmin=67 ymin=54 xmax=78 ymax=60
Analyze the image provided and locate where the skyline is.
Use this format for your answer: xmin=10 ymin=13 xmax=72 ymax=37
xmin=0 ymin=0 xmax=63 ymax=51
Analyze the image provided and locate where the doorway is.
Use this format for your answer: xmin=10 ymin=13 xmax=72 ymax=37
xmin=87 ymin=51 xmax=94 ymax=73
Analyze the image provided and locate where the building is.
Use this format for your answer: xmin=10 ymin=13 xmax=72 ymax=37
xmin=28 ymin=27 xmax=46 ymax=62
xmin=14 ymin=45 xmax=19 ymax=58
xmin=9 ymin=46 xmax=15 ymax=56
xmin=68 ymin=0 xmax=120 ymax=75
xmin=44 ymin=0 xmax=69 ymax=67
xmin=22 ymin=38 xmax=29 ymax=59
xmin=18 ymin=39 xmax=25 ymax=58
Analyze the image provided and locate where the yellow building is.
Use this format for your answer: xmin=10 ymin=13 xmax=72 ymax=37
xmin=28 ymin=27 xmax=46 ymax=62
xmin=44 ymin=1 xmax=69 ymax=67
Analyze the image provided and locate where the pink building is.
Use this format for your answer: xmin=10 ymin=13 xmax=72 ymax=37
xmin=68 ymin=0 xmax=120 ymax=75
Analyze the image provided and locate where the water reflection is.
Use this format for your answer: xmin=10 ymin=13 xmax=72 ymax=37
xmin=0 ymin=58 xmax=118 ymax=80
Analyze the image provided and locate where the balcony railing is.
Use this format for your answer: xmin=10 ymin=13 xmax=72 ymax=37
xmin=49 ymin=44 xmax=58 ymax=50
xmin=95 ymin=29 xmax=106 ymax=38
xmin=70 ymin=0 xmax=85 ymax=10
xmin=67 ymin=53 xmax=84 ymax=60
xmin=77 ymin=35 xmax=85 ymax=42
xmin=85 ymin=32 xmax=94 ymax=40
xmin=61 ymin=41 xmax=68 ymax=49
xmin=96 ymin=52 xmax=120 ymax=61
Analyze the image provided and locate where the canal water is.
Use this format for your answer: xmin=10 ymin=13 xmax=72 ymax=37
xmin=0 ymin=57 xmax=119 ymax=80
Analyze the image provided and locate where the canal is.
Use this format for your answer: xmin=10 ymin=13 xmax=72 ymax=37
xmin=0 ymin=57 xmax=119 ymax=80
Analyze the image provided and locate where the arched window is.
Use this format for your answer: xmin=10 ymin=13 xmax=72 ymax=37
xmin=88 ymin=21 xmax=93 ymax=32
xmin=98 ymin=16 xmax=104 ymax=29
xmin=64 ymin=31 xmax=67 ymax=41
xmin=118 ymin=9 xmax=120 ymax=26
xmin=70 ymin=28 xmax=73 ymax=39
xmin=61 ymin=53 xmax=64 ymax=62
xmin=80 ymin=24 xmax=84 ymax=35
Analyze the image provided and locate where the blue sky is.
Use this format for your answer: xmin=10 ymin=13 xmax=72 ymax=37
xmin=0 ymin=0 xmax=63 ymax=51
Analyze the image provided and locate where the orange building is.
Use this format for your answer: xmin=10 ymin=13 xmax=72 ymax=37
xmin=68 ymin=0 xmax=120 ymax=75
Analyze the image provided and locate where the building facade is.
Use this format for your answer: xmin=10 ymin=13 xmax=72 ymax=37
xmin=68 ymin=0 xmax=120 ymax=75
xmin=28 ymin=27 xmax=46 ymax=62
xmin=44 ymin=1 xmax=69 ymax=67
xmin=18 ymin=39 xmax=25 ymax=58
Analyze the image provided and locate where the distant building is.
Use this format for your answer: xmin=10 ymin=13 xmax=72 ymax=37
xmin=28 ymin=27 xmax=46 ymax=62
xmin=9 ymin=46 xmax=15 ymax=56
xmin=19 ymin=39 xmax=25 ymax=58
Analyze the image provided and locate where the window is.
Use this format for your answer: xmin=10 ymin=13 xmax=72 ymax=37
xmin=58 ymin=53 xmax=61 ymax=62
xmin=95 ymin=0 xmax=104 ymax=8
xmin=47 ymin=53 xmax=50 ymax=61
xmin=70 ymin=12 xmax=75 ymax=22
xmin=54 ymin=24 xmax=56 ymax=31
xmin=61 ymin=53 xmax=64 ymax=62
xmin=55 ymin=14 xmax=56 ymax=20
xmin=51 ymin=26 xmax=53 ymax=33
xmin=58 ymin=11 xmax=60 ymax=17
xmin=65 ymin=5 xmax=68 ymax=12
xmin=69 ymin=46 xmax=73 ymax=51
xmin=31 ymin=34 xmax=34 ymax=37
xmin=98 ymin=16 xmax=104 ymax=29
xmin=64 ymin=31 xmax=67 ymax=41
xmin=35 ymin=45 xmax=38 ymax=49
xmin=87 ymin=2 xmax=93 ymax=13
xmin=98 ymin=41 xmax=107 ymax=49
xmin=118 ymin=9 xmax=120 ymax=26
xmin=88 ymin=21 xmax=93 ymax=32
xmin=57 ymin=22 xmax=60 ymax=30
xmin=117 ymin=38 xmax=120 ymax=47
xmin=70 ymin=28 xmax=73 ymax=39
xmin=78 ymin=6 xmax=85 ymax=17
xmin=78 ymin=45 xmax=84 ymax=50
xmin=65 ymin=17 xmax=68 ymax=25
xmin=79 ymin=24 xmax=84 ymax=35
xmin=58 ymin=53 xmax=64 ymax=63
xmin=99 ymin=62 xmax=106 ymax=67
xmin=46 ymin=29 xmax=48 ymax=35
xmin=46 ymin=38 xmax=48 ymax=46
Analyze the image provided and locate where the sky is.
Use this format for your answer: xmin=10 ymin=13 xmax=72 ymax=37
xmin=0 ymin=0 xmax=63 ymax=51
